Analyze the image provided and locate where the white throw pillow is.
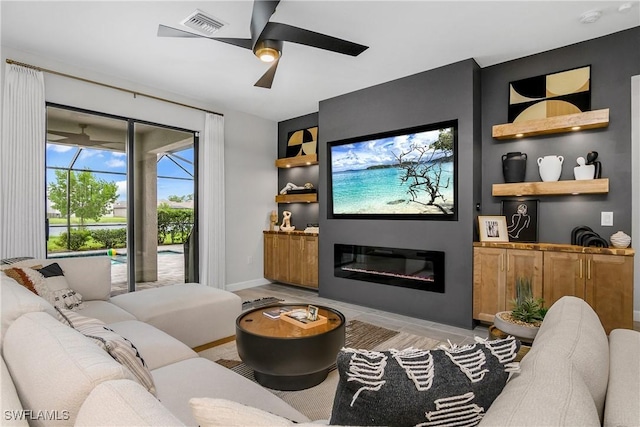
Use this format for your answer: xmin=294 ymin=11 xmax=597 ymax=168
xmin=57 ymin=308 xmax=156 ymax=396
xmin=189 ymin=398 xmax=294 ymax=427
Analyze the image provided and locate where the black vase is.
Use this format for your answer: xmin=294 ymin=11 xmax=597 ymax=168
xmin=502 ymin=152 xmax=527 ymax=183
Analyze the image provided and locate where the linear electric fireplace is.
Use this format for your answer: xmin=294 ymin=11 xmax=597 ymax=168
xmin=334 ymin=244 xmax=445 ymax=293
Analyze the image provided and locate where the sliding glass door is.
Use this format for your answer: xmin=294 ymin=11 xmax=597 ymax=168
xmin=45 ymin=105 xmax=197 ymax=295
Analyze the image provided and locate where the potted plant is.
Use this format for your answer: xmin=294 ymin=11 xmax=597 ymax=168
xmin=494 ymin=277 xmax=547 ymax=340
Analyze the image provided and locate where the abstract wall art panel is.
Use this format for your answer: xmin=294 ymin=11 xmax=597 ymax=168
xmin=286 ymin=126 xmax=318 ymax=157
xmin=508 ymin=66 xmax=591 ymax=123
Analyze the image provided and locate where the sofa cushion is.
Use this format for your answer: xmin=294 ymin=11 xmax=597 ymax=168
xmin=479 ymin=349 xmax=600 ymax=426
xmin=151 ymin=357 xmax=309 ymax=425
xmin=330 ymin=337 xmax=520 ymax=427
xmin=531 ymin=296 xmax=609 ymax=422
xmin=75 ymin=380 xmax=185 ymax=426
xmin=80 ymin=300 xmax=137 ymax=323
xmin=111 ymin=283 xmax=242 ymax=348
xmin=604 ymin=329 xmax=640 ymax=427
xmin=1 ymin=275 xmax=56 ymax=348
xmin=3 ymin=312 xmax=135 ymax=426
xmin=108 ymin=320 xmax=197 ymax=370
xmin=1 ymin=356 xmax=28 ymax=427
xmin=56 ymin=308 xmax=156 ymax=396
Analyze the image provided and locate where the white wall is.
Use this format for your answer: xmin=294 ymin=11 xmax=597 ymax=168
xmin=1 ymin=47 xmax=278 ymax=290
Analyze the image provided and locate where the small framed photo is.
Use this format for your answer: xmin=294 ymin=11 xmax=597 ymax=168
xmin=478 ymin=216 xmax=509 ymax=242
xmin=501 ymin=199 xmax=539 ymax=243
xmin=307 ymin=305 xmax=319 ymax=321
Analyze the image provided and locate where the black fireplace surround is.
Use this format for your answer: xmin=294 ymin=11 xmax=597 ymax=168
xmin=334 ymin=244 xmax=445 ymax=293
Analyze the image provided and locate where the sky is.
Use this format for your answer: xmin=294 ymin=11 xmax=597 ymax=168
xmin=330 ymin=127 xmax=452 ymax=173
xmin=46 ymin=144 xmax=194 ymax=203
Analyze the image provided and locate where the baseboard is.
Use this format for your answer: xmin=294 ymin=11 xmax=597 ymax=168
xmin=226 ymin=278 xmax=271 ymax=292
xmin=635 ymin=310 xmax=640 ymax=323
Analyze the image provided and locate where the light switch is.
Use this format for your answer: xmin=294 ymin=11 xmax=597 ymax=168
xmin=601 ymin=211 xmax=613 ymax=226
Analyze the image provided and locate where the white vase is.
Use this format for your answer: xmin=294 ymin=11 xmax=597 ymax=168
xmin=537 ymin=155 xmax=564 ymax=182
xmin=610 ymin=231 xmax=631 ymax=248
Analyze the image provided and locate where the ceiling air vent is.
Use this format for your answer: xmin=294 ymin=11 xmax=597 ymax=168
xmin=181 ymin=9 xmax=226 ymax=36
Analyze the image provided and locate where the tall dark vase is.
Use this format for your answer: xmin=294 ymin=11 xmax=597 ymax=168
xmin=502 ymin=152 xmax=527 ymax=183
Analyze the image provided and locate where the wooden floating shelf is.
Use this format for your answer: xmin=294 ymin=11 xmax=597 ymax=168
xmin=492 ymin=178 xmax=609 ymax=196
xmin=492 ymin=109 xmax=609 ymax=140
xmin=275 ymin=154 xmax=318 ymax=168
xmin=275 ymin=193 xmax=318 ymax=204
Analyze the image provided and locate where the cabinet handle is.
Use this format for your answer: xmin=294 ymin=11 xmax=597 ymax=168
xmin=579 ymin=259 xmax=583 ymax=279
xmin=500 ymin=254 xmax=504 ymax=272
xmin=587 ymin=259 xmax=591 ymax=280
xmin=507 ymin=255 xmax=510 ymax=272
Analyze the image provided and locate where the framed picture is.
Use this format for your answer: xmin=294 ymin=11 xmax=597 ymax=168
xmin=501 ymin=199 xmax=539 ymax=243
xmin=478 ymin=216 xmax=509 ymax=242
xmin=307 ymin=305 xmax=319 ymax=321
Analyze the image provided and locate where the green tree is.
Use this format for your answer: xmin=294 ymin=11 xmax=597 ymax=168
xmin=394 ymin=128 xmax=454 ymax=214
xmin=48 ymin=170 xmax=118 ymax=225
xmin=167 ymin=194 xmax=194 ymax=203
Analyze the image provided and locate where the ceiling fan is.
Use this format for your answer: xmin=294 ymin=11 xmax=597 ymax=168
xmin=48 ymin=124 xmax=123 ymax=150
xmin=157 ymin=0 xmax=368 ymax=89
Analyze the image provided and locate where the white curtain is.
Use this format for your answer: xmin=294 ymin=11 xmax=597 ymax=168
xmin=199 ymin=113 xmax=226 ymax=288
xmin=0 ymin=64 xmax=46 ymax=260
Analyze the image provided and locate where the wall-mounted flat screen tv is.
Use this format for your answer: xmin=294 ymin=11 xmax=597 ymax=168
xmin=328 ymin=120 xmax=458 ymax=220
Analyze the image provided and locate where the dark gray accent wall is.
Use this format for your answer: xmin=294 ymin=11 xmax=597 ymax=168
xmin=481 ymin=27 xmax=640 ymax=243
xmin=277 ymin=113 xmax=319 ymax=229
xmin=318 ymin=59 xmax=482 ymax=329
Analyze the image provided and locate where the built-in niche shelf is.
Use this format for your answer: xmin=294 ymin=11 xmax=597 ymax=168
xmin=492 ymin=178 xmax=609 ymax=196
xmin=275 ymin=193 xmax=318 ymax=204
xmin=492 ymin=109 xmax=609 ymax=140
xmin=275 ymin=154 xmax=318 ymax=168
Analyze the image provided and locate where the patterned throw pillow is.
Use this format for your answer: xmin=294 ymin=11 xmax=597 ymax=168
xmin=56 ymin=308 xmax=157 ymax=396
xmin=329 ymin=337 xmax=521 ymax=427
xmin=2 ymin=263 xmax=83 ymax=310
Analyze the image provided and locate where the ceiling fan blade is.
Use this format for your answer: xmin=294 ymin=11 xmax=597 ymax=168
xmin=211 ymin=37 xmax=253 ymax=50
xmin=47 ymin=130 xmax=82 ymax=139
xmin=250 ymin=0 xmax=280 ymax=47
xmin=262 ymin=22 xmax=368 ymax=56
xmin=254 ymin=57 xmax=280 ymax=89
xmin=157 ymin=24 xmax=209 ymax=38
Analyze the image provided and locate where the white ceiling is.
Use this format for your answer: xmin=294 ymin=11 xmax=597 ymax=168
xmin=2 ymin=1 xmax=638 ymax=122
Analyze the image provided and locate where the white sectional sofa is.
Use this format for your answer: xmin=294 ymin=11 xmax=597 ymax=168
xmin=0 ymin=257 xmax=309 ymax=426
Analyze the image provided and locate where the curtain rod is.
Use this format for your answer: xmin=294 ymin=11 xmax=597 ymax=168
xmin=6 ymin=59 xmax=223 ymax=117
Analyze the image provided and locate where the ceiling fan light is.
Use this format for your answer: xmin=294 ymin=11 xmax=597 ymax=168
xmin=254 ymin=39 xmax=281 ymax=63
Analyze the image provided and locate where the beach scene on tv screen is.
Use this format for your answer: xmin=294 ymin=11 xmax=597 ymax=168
xmin=331 ymin=127 xmax=454 ymax=215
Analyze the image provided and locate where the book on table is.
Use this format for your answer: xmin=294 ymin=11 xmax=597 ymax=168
xmin=263 ymin=308 xmax=289 ymax=319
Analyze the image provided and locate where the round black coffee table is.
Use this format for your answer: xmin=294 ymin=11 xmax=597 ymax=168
xmin=236 ymin=304 xmax=345 ymax=391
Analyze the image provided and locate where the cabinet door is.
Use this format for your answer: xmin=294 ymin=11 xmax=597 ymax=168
xmin=473 ymin=248 xmax=506 ymax=322
xmin=505 ymin=249 xmax=543 ymax=309
xmin=274 ymin=234 xmax=290 ymax=282
xmin=585 ymin=254 xmax=633 ymax=333
xmin=288 ymin=234 xmax=304 ymax=285
xmin=543 ymin=251 xmax=584 ymax=307
xmin=302 ymin=235 xmax=319 ymax=288
xmin=263 ymin=233 xmax=276 ymax=280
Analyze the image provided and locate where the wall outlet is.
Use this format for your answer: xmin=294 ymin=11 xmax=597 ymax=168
xmin=601 ymin=211 xmax=614 ymax=226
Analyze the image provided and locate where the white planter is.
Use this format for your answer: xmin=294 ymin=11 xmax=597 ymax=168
xmin=494 ymin=311 xmax=540 ymax=340
xmin=537 ymin=155 xmax=564 ymax=182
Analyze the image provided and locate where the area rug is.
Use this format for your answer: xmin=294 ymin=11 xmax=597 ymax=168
xmin=241 ymin=296 xmax=284 ymax=311
xmin=198 ymin=320 xmax=443 ymax=420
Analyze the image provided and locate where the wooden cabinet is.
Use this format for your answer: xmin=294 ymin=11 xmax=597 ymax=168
xmin=543 ymin=252 xmax=634 ymax=333
xmin=473 ymin=247 xmax=542 ymax=323
xmin=474 ymin=242 xmax=634 ymax=334
xmin=264 ymin=231 xmax=318 ymax=289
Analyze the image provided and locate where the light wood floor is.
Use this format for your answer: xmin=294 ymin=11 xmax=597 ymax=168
xmin=235 ymin=283 xmax=489 ymax=346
